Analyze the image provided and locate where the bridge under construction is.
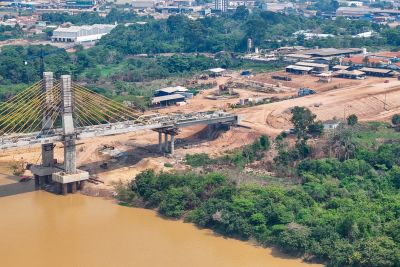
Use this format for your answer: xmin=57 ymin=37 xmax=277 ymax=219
xmin=0 ymin=72 xmax=239 ymax=195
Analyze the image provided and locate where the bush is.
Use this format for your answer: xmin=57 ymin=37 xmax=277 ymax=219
xmin=185 ymin=153 xmax=212 ymax=167
xmin=347 ymin=114 xmax=358 ymax=126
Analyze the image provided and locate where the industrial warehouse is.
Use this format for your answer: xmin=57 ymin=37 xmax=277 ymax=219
xmin=51 ymin=24 xmax=117 ymax=43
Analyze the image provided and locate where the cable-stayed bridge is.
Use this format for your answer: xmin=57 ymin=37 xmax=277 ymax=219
xmin=0 ymin=72 xmax=239 ymax=194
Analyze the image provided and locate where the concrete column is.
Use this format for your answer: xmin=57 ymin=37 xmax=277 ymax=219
xmin=41 ymin=72 xmax=55 ymax=170
xmin=34 ymin=175 xmax=39 ymax=189
xmin=80 ymin=181 xmax=85 ymax=191
xmin=164 ymin=133 xmax=168 ymax=153
xmin=41 ymin=143 xmax=54 ymax=167
xmin=170 ymin=134 xmax=175 ymax=155
xmin=39 ymin=176 xmax=45 ymax=187
xmin=62 ymin=183 xmax=68 ymax=195
xmin=61 ymin=75 xmax=76 ymax=174
xmin=71 ymin=182 xmax=77 ymax=193
xmin=207 ymin=124 xmax=214 ymax=140
xmin=61 ymin=75 xmax=74 ymax=135
xmin=158 ymin=132 xmax=163 ymax=153
xmin=64 ymin=135 xmax=76 ymax=174
xmin=42 ymin=72 xmax=54 ymax=131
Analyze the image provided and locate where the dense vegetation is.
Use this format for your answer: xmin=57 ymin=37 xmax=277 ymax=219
xmin=117 ymin=110 xmax=400 ymax=266
xmin=41 ymin=9 xmax=147 ymax=25
xmin=100 ymin=12 xmax=385 ymax=54
xmin=0 ymin=25 xmax=23 ymax=41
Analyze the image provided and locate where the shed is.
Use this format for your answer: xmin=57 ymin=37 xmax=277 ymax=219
xmin=333 ymin=69 xmax=366 ymax=79
xmin=323 ymin=120 xmax=340 ymax=130
xmin=155 ymin=86 xmax=188 ymax=97
xmin=151 ymin=94 xmax=185 ymax=106
xmin=332 ymin=65 xmax=350 ymax=71
xmin=207 ymin=68 xmax=227 ymax=77
xmin=286 ymin=65 xmax=313 ymax=75
xmin=359 ymin=67 xmax=395 ymax=77
xmin=295 ymin=61 xmax=329 ymax=72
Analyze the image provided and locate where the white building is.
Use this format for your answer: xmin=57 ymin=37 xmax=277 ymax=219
xmin=339 ymin=0 xmax=363 ymax=7
xmin=51 ymin=24 xmax=117 ymax=43
xmin=132 ymin=0 xmax=157 ymax=9
xmin=214 ymin=0 xmax=228 ymax=12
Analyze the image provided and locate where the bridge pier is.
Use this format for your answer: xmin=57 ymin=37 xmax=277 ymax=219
xmin=164 ymin=133 xmax=169 ymax=153
xmin=155 ymin=128 xmax=179 ymax=155
xmin=158 ymin=132 xmax=162 ymax=153
xmin=170 ymin=133 xmax=175 ymax=155
xmin=31 ymin=72 xmax=57 ymax=188
xmin=51 ymin=75 xmax=89 ymax=195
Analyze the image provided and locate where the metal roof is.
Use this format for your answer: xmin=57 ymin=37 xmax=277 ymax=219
xmin=359 ymin=67 xmax=393 ymax=74
xmin=151 ymin=94 xmax=185 ymax=104
xmin=208 ymin=68 xmax=226 ymax=73
xmin=156 ymin=86 xmax=188 ymax=94
xmin=296 ymin=61 xmax=329 ymax=68
xmin=286 ymin=65 xmax=313 ymax=71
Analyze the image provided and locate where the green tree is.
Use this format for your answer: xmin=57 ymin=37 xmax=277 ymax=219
xmin=347 ymin=114 xmax=358 ymax=126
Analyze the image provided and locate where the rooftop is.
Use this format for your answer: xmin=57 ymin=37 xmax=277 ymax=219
xmin=157 ymin=86 xmax=188 ymax=94
xmin=286 ymin=65 xmax=313 ymax=71
xmin=151 ymin=94 xmax=185 ymax=104
xmin=304 ymin=48 xmax=362 ymax=57
xmin=359 ymin=67 xmax=393 ymax=74
xmin=296 ymin=61 xmax=329 ymax=68
xmin=207 ymin=68 xmax=226 ymax=73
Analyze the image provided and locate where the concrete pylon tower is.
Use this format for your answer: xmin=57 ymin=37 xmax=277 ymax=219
xmin=31 ymin=72 xmax=57 ymax=187
xmin=41 ymin=72 xmax=55 ymax=168
xmin=60 ymin=75 xmax=76 ymax=174
xmin=52 ymin=75 xmax=88 ymax=195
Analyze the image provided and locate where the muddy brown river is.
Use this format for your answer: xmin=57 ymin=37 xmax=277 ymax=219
xmin=0 ymin=177 xmax=322 ymax=267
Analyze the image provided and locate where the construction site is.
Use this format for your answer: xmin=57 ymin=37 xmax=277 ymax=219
xmin=1 ymin=68 xmax=400 ymax=196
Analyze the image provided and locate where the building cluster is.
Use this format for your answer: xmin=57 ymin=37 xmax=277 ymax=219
xmin=0 ymin=0 xmax=98 ymax=10
xmin=277 ymin=46 xmax=400 ymax=80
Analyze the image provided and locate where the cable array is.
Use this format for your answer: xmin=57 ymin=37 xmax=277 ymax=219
xmin=0 ymin=79 xmax=146 ymax=137
xmin=73 ymin=83 xmax=143 ymax=127
xmin=0 ymin=81 xmax=62 ymax=135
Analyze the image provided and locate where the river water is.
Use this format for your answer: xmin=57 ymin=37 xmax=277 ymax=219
xmin=0 ymin=177 xmax=321 ymax=267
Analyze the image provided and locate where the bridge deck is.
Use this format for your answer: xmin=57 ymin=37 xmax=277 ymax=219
xmin=0 ymin=111 xmax=239 ymax=150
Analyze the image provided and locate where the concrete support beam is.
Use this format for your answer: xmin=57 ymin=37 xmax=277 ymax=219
xmin=80 ymin=181 xmax=85 ymax=191
xmin=61 ymin=75 xmax=74 ymax=135
xmin=64 ymin=135 xmax=76 ymax=174
xmin=71 ymin=182 xmax=77 ymax=193
xmin=170 ymin=134 xmax=175 ymax=155
xmin=207 ymin=124 xmax=214 ymax=140
xmin=34 ymin=175 xmax=39 ymax=189
xmin=158 ymin=132 xmax=162 ymax=153
xmin=164 ymin=133 xmax=168 ymax=153
xmin=61 ymin=75 xmax=76 ymax=174
xmin=42 ymin=72 xmax=54 ymax=131
xmin=62 ymin=183 xmax=68 ymax=195
xmin=41 ymin=143 xmax=54 ymax=167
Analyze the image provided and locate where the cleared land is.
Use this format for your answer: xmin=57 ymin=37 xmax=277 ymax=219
xmin=1 ymin=70 xmax=400 ymax=191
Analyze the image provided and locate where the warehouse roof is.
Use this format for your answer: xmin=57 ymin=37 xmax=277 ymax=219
xmin=151 ymin=94 xmax=185 ymax=104
xmin=208 ymin=68 xmax=226 ymax=73
xmin=304 ymin=48 xmax=362 ymax=57
xmin=286 ymin=65 xmax=313 ymax=71
xmin=359 ymin=67 xmax=393 ymax=74
xmin=296 ymin=61 xmax=329 ymax=68
xmin=156 ymin=86 xmax=188 ymax=94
